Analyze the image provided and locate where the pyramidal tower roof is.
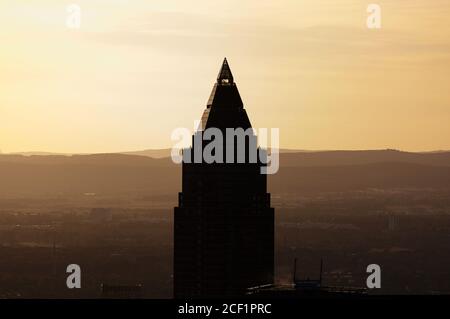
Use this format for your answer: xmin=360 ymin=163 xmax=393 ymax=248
xmin=200 ymin=58 xmax=251 ymax=130
xmin=217 ymin=58 xmax=234 ymax=84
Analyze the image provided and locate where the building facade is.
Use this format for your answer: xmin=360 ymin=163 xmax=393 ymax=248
xmin=174 ymin=58 xmax=274 ymax=297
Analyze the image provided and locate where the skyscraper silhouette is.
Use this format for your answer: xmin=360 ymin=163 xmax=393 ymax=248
xmin=174 ymin=58 xmax=274 ymax=298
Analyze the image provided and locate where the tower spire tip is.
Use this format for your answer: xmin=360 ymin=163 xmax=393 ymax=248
xmin=217 ymin=57 xmax=233 ymax=84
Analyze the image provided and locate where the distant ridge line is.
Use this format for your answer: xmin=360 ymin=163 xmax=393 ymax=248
xmin=5 ymin=148 xmax=450 ymax=159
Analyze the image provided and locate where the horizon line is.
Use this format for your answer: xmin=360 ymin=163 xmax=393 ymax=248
xmin=2 ymin=148 xmax=450 ymax=157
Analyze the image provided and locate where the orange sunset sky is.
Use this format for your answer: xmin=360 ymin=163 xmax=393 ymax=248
xmin=1 ymin=0 xmax=449 ymax=153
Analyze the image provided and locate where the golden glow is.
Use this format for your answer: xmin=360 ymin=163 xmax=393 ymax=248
xmin=1 ymin=0 xmax=450 ymax=153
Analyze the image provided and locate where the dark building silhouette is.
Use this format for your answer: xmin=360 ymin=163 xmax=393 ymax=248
xmin=247 ymin=259 xmax=367 ymax=297
xmin=174 ymin=58 xmax=274 ymax=298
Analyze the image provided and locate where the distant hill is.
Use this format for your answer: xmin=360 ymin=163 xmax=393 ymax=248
xmin=280 ymin=149 xmax=450 ymax=167
xmin=7 ymin=149 xmax=173 ymax=158
xmin=7 ymin=148 xmax=311 ymax=158
xmin=0 ymin=150 xmax=450 ymax=197
xmin=9 ymin=151 xmax=70 ymax=156
xmin=271 ymin=162 xmax=450 ymax=194
xmin=3 ymin=149 xmax=450 ymax=167
xmin=0 ymin=153 xmax=173 ymax=167
xmin=8 ymin=148 xmax=450 ymax=164
xmin=122 ymin=149 xmax=174 ymax=158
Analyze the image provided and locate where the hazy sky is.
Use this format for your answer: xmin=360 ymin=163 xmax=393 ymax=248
xmin=1 ymin=0 xmax=449 ymax=153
